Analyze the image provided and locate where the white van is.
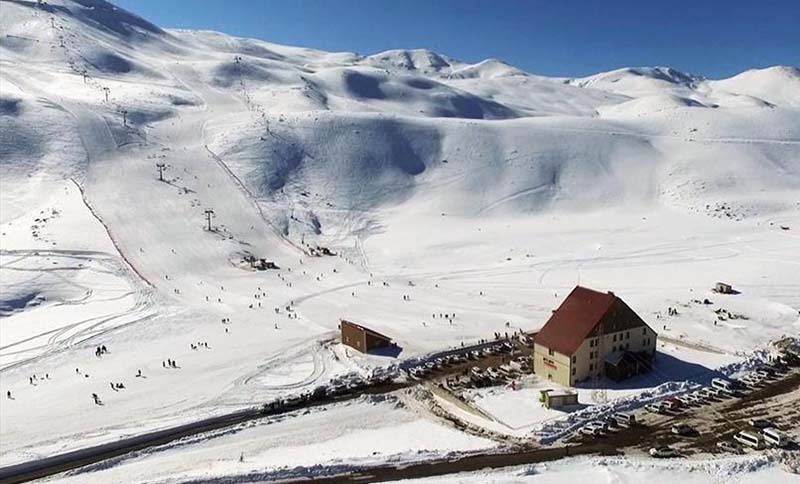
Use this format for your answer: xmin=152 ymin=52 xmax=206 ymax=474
xmin=762 ymin=428 xmax=788 ymax=448
xmin=734 ymin=430 xmax=765 ymax=449
xmin=711 ymin=378 xmax=735 ymax=393
xmin=614 ymin=412 xmax=636 ymax=427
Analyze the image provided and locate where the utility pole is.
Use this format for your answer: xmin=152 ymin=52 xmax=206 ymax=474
xmin=204 ymin=209 xmax=215 ymax=231
xmin=102 ymin=87 xmax=110 ymax=102
xmin=156 ymin=163 xmax=166 ymax=181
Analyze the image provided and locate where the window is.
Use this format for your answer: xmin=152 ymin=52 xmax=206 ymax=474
xmin=612 ymin=345 xmax=616 ymax=352
xmin=572 ymin=367 xmax=576 ymax=375
xmin=589 ymin=363 xmax=594 ymax=371
xmin=548 ymin=348 xmax=554 ymax=356
xmin=613 ymin=334 xmax=617 ymax=342
xmin=572 ymin=355 xmax=576 ymax=364
xmin=626 ymin=331 xmax=630 ymax=339
xmin=642 ymin=328 xmax=647 ymax=335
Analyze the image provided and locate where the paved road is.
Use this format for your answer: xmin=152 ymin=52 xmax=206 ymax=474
xmin=0 ymin=384 xmax=408 ymax=484
xmin=0 ymin=339 xmax=520 ymax=484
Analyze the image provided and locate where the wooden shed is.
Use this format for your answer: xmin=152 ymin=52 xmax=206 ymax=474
xmin=340 ymin=319 xmax=393 ymax=353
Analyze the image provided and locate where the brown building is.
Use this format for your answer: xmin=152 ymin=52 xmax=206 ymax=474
xmin=533 ymin=286 xmax=657 ymax=387
xmin=340 ymin=319 xmax=393 ymax=353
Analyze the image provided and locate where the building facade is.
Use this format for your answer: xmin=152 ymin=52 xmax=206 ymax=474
xmin=340 ymin=319 xmax=393 ymax=353
xmin=533 ymin=286 xmax=657 ymax=387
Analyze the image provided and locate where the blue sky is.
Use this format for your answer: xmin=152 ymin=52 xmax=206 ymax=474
xmin=114 ymin=0 xmax=799 ymax=79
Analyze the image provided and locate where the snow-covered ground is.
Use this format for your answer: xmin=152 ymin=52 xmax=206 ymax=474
xmin=42 ymin=395 xmax=497 ymax=484
xmin=1 ymin=0 xmax=798 ymax=480
xmin=380 ymin=455 xmax=800 ymax=484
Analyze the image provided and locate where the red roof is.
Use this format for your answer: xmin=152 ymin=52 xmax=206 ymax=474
xmin=535 ymin=286 xmax=617 ymax=356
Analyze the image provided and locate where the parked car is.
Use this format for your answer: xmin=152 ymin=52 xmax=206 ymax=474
xmin=671 ymin=423 xmax=696 ymax=436
xmin=699 ymin=387 xmax=719 ymax=399
xmin=666 ymin=398 xmax=685 ymax=409
xmin=580 ymin=425 xmax=604 ymax=437
xmin=748 ymin=418 xmax=773 ymax=429
xmin=711 ymin=377 xmax=736 ymax=393
xmin=734 ymin=430 xmax=765 ymax=449
xmin=604 ymin=417 xmax=620 ymax=430
xmin=716 ymin=440 xmax=743 ymax=454
xmin=649 ymin=446 xmax=680 ymax=458
xmin=613 ymin=412 xmax=636 ymax=427
xmin=741 ymin=374 xmax=766 ymax=385
xmin=766 ymin=362 xmax=788 ymax=374
xmin=752 ymin=370 xmax=773 ymax=380
xmin=645 ymin=403 xmax=667 ymax=414
xmin=585 ymin=420 xmax=609 ymax=432
xmin=685 ymin=392 xmax=706 ymax=404
xmin=739 ymin=376 xmax=762 ymax=389
xmin=762 ymin=427 xmax=789 ymax=448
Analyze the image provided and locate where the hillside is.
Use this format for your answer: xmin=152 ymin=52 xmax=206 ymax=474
xmin=1 ymin=0 xmax=799 ymax=482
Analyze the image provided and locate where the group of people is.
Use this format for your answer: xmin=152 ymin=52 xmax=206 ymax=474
xmin=162 ymin=359 xmax=179 ymax=369
xmin=94 ymin=345 xmax=109 ymax=357
xmin=190 ymin=341 xmax=210 ymax=350
xmin=28 ymin=373 xmax=49 ymax=385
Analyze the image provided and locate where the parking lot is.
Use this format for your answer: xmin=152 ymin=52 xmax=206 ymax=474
xmin=568 ymin=351 xmax=800 ymax=457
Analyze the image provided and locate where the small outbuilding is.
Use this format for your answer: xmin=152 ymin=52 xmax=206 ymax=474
xmin=258 ymin=259 xmax=278 ymax=270
xmin=540 ymin=388 xmax=579 ymax=409
xmin=715 ymin=282 xmax=734 ymax=294
xmin=340 ymin=319 xmax=393 ymax=353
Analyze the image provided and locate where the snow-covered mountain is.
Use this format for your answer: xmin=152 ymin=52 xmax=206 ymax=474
xmin=1 ymin=1 xmax=799 ymax=481
xmin=2 ymin=0 xmax=798 ymax=233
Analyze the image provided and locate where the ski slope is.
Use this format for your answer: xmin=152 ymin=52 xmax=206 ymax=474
xmin=0 ymin=0 xmax=799 ymax=480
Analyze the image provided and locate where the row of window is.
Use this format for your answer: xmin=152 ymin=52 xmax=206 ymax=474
xmin=588 ymin=327 xmax=648 ymax=348
xmin=613 ymin=331 xmax=631 ymax=342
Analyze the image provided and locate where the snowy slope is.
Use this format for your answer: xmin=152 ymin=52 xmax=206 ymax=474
xmin=1 ymin=0 xmax=799 ymax=478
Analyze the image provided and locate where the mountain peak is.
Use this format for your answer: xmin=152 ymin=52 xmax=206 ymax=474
xmin=362 ymin=48 xmax=461 ymax=74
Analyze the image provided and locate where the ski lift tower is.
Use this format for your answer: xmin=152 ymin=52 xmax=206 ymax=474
xmin=156 ymin=163 xmax=166 ymax=181
xmin=204 ymin=209 xmax=215 ymax=231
